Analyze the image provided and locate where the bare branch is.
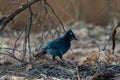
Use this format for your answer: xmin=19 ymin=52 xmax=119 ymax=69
xmin=44 ymin=0 xmax=66 ymax=32
xmin=0 ymin=0 xmax=41 ymax=32
xmin=112 ymin=23 xmax=120 ymax=53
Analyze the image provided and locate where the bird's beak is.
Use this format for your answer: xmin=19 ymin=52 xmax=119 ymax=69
xmin=73 ymin=37 xmax=78 ymax=40
xmin=71 ymin=36 xmax=78 ymax=40
xmin=74 ymin=37 xmax=78 ymax=40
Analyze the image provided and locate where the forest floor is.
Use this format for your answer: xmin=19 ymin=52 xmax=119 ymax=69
xmin=0 ymin=21 xmax=120 ymax=80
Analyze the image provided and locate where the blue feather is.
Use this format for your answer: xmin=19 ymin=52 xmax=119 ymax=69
xmin=35 ymin=29 xmax=77 ymax=60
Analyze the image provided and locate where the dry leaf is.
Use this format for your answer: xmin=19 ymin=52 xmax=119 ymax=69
xmin=85 ymin=51 xmax=99 ymax=65
xmin=77 ymin=57 xmax=86 ymax=65
xmin=0 ymin=54 xmax=15 ymax=64
xmin=26 ymin=64 xmax=33 ymax=71
xmin=0 ymin=76 xmax=24 ymax=80
xmin=78 ymin=49 xmax=118 ymax=66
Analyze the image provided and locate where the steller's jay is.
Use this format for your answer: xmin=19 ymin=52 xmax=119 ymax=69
xmin=35 ymin=29 xmax=77 ymax=60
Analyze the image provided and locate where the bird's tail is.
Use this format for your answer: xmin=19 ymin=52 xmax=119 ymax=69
xmin=35 ymin=48 xmax=47 ymax=60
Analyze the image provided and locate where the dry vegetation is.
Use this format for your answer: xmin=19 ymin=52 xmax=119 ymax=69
xmin=0 ymin=0 xmax=120 ymax=80
xmin=0 ymin=21 xmax=120 ymax=80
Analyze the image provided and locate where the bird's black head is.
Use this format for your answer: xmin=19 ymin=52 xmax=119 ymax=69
xmin=64 ymin=29 xmax=78 ymax=41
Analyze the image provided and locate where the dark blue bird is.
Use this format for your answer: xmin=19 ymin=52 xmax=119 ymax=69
xmin=35 ymin=29 xmax=77 ymax=60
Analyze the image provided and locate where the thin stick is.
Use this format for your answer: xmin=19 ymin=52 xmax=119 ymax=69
xmin=0 ymin=0 xmax=41 ymax=32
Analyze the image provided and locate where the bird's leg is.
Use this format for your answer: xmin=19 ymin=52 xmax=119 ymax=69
xmin=59 ymin=55 xmax=62 ymax=60
xmin=59 ymin=55 xmax=63 ymax=61
xmin=58 ymin=55 xmax=67 ymax=66
xmin=52 ymin=55 xmax=56 ymax=60
xmin=52 ymin=55 xmax=60 ymax=64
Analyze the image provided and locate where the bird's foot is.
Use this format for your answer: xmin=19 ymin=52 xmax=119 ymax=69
xmin=55 ymin=59 xmax=68 ymax=66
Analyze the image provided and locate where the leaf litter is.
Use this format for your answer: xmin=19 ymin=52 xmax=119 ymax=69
xmin=0 ymin=21 xmax=120 ymax=80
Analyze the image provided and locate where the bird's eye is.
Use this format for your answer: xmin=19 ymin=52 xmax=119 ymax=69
xmin=70 ymin=32 xmax=73 ymax=35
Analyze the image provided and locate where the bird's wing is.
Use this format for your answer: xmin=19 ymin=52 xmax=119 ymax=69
xmin=45 ymin=41 xmax=53 ymax=49
xmin=48 ymin=38 xmax=64 ymax=48
xmin=45 ymin=37 xmax=70 ymax=54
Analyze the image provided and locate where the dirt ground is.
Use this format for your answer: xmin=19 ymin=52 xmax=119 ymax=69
xmin=0 ymin=21 xmax=120 ymax=80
